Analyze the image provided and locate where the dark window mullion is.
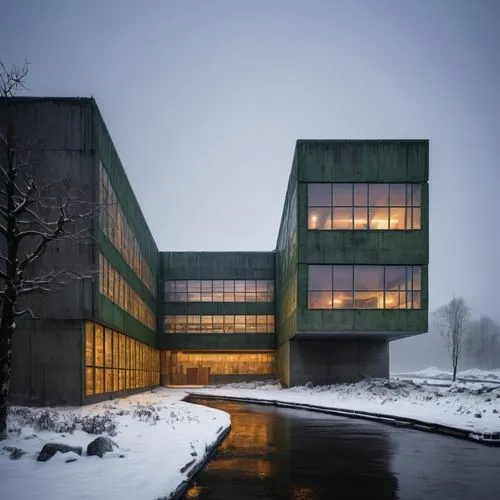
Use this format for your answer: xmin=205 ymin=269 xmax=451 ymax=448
xmin=383 ymin=267 xmax=386 ymax=309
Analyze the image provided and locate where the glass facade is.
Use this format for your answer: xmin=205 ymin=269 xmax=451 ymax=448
xmin=164 ymin=315 xmax=275 ymax=333
xmin=99 ymin=161 xmax=156 ymax=295
xmin=99 ymin=253 xmax=156 ymax=329
xmin=162 ymin=351 xmax=275 ymax=380
xmin=85 ymin=321 xmax=160 ymax=396
xmin=308 ymin=183 xmax=421 ymax=230
xmin=308 ymin=265 xmax=421 ymax=310
xmin=165 ymin=279 xmax=274 ymax=302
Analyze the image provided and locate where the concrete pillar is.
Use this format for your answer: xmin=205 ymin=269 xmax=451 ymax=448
xmin=288 ymin=339 xmax=389 ymax=386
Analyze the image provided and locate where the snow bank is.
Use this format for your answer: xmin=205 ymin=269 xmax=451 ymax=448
xmin=190 ymin=378 xmax=500 ymax=438
xmin=393 ymin=367 xmax=500 ymax=382
xmin=0 ymin=388 xmax=230 ymax=500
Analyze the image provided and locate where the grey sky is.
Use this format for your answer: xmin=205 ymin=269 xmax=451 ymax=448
xmin=2 ymin=0 xmax=500 ymax=329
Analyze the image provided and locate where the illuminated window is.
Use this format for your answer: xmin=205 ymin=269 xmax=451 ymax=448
xmin=308 ymin=183 xmax=422 ymax=231
xmin=308 ymin=265 xmax=422 ymax=310
xmin=84 ymin=321 xmax=160 ymax=397
xmin=99 ymin=253 xmax=156 ymax=329
xmin=165 ymin=351 xmax=275 ymax=379
xmin=98 ymin=162 xmax=156 ymax=296
xmin=164 ymin=315 xmax=275 ymax=333
xmin=164 ymin=280 xmax=274 ymax=302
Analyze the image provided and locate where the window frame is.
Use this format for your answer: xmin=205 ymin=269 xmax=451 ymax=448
xmin=307 ymin=264 xmax=422 ymax=310
xmin=308 ymin=183 xmax=422 ymax=232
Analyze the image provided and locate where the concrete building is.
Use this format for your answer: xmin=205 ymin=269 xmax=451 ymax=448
xmin=1 ymin=98 xmax=429 ymax=405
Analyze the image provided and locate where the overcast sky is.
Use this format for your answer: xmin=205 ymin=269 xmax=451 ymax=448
xmin=2 ymin=0 xmax=499 ymax=329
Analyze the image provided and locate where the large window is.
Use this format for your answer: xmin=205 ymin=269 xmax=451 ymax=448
xmin=99 ymin=162 xmax=156 ymax=295
xmin=164 ymin=315 xmax=275 ymax=333
xmin=308 ymin=265 xmax=421 ymax=310
xmin=308 ymin=183 xmax=421 ymax=230
xmin=99 ymin=253 xmax=156 ymax=329
xmin=85 ymin=321 xmax=160 ymax=396
xmin=165 ymin=280 xmax=274 ymax=302
xmin=162 ymin=351 xmax=275 ymax=378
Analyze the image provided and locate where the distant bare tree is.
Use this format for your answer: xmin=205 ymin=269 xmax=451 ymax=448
xmin=0 ymin=61 xmax=93 ymax=439
xmin=432 ymin=296 xmax=470 ymax=382
xmin=466 ymin=316 xmax=500 ymax=370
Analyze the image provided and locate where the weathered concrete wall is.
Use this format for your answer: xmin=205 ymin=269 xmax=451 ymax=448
xmin=160 ymin=333 xmax=275 ymax=351
xmin=275 ymin=151 xmax=298 ymax=348
xmin=10 ymin=319 xmax=83 ymax=406
xmin=295 ymin=140 xmax=429 ymax=338
xmin=98 ymin=295 xmax=157 ymax=346
xmin=277 ymin=341 xmax=291 ymax=386
xmin=1 ymin=97 xmax=160 ymax=342
xmin=161 ymin=251 xmax=276 ymax=352
xmin=297 ymin=140 xmax=429 ymax=183
xmin=290 ymin=339 xmax=389 ymax=386
xmin=0 ymin=98 xmax=95 ymax=320
xmin=161 ymin=251 xmax=275 ymax=280
xmin=165 ymin=302 xmax=275 ymax=316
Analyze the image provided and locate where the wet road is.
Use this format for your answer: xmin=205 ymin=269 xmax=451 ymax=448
xmin=183 ymin=397 xmax=500 ymax=500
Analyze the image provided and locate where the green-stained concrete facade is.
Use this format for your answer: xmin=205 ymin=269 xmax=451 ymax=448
xmin=4 ymin=97 xmax=429 ymax=403
xmin=276 ymin=140 xmax=429 ymax=385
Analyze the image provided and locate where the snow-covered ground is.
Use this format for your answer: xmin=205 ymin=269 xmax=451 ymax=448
xmin=393 ymin=366 xmax=500 ymax=382
xmin=189 ymin=378 xmax=500 ymax=439
xmin=0 ymin=388 xmax=230 ymax=500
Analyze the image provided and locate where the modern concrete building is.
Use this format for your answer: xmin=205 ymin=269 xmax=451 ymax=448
xmin=1 ymin=97 xmax=429 ymax=405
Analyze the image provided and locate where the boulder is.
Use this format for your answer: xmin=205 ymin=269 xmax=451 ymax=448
xmin=37 ymin=443 xmax=83 ymax=462
xmin=4 ymin=446 xmax=27 ymax=460
xmin=86 ymin=436 xmax=118 ymax=458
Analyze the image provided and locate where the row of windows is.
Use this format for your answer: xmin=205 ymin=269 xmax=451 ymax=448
xmin=164 ymin=315 xmax=275 ymax=333
xmin=308 ymin=265 xmax=422 ymax=310
xmin=99 ymin=253 xmax=156 ymax=329
xmin=162 ymin=351 xmax=275 ymax=376
xmin=308 ymin=183 xmax=422 ymax=230
xmin=99 ymin=162 xmax=156 ymax=295
xmin=85 ymin=321 xmax=160 ymax=396
xmin=165 ymin=280 xmax=274 ymax=302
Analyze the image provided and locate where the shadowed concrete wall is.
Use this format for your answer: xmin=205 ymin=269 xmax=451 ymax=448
xmin=3 ymin=98 xmax=161 ymax=407
xmin=0 ymin=98 xmax=95 ymax=320
xmin=9 ymin=319 xmax=83 ymax=406
xmin=290 ymin=339 xmax=389 ymax=386
xmin=159 ymin=333 xmax=275 ymax=351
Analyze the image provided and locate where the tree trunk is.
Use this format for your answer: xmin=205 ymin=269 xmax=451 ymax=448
xmin=0 ymin=315 xmax=13 ymax=440
xmin=452 ymin=363 xmax=457 ymax=382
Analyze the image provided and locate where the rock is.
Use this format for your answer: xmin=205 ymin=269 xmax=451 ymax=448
xmin=5 ymin=446 xmax=27 ymax=460
xmin=474 ymin=413 xmax=482 ymax=418
xmin=37 ymin=443 xmax=83 ymax=462
xmin=65 ymin=458 xmax=78 ymax=463
xmin=86 ymin=436 xmax=118 ymax=458
xmin=493 ymin=409 xmax=498 ymax=414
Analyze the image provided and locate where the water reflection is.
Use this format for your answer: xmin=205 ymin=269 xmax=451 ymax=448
xmin=184 ymin=398 xmax=397 ymax=499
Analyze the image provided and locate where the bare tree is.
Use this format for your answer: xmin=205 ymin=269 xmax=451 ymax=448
xmin=432 ymin=296 xmax=470 ymax=382
xmin=0 ymin=61 xmax=93 ymax=439
xmin=466 ymin=316 xmax=500 ymax=370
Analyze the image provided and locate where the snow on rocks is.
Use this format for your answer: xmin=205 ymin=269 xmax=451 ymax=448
xmin=0 ymin=388 xmax=230 ymax=500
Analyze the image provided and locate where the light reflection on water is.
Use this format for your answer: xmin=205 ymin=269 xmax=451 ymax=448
xmin=183 ymin=398 xmax=500 ymax=500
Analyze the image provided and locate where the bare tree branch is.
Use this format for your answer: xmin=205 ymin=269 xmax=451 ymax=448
xmin=0 ymin=60 xmax=29 ymax=99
